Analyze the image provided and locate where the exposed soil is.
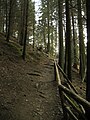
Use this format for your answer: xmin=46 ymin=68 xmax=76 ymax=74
xmin=0 ymin=35 xmax=86 ymax=120
xmin=0 ymin=38 xmax=63 ymax=120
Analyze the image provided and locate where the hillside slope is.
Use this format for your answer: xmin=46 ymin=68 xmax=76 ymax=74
xmin=0 ymin=39 xmax=63 ymax=120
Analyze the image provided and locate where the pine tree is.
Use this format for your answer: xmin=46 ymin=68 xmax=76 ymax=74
xmin=65 ymin=0 xmax=72 ymax=81
xmin=58 ymin=0 xmax=64 ymax=69
xmin=77 ymin=0 xmax=86 ymax=80
xmin=86 ymin=0 xmax=90 ymax=119
xmin=22 ymin=0 xmax=29 ymax=60
xmin=70 ymin=0 xmax=79 ymax=70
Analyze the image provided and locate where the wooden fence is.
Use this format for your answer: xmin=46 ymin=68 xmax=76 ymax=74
xmin=54 ymin=61 xmax=90 ymax=120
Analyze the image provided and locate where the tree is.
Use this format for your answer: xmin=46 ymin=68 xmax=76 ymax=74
xmin=22 ymin=0 xmax=28 ymax=60
xmin=47 ymin=0 xmax=50 ymax=53
xmin=36 ymin=0 xmax=59 ymax=55
xmin=5 ymin=0 xmax=8 ymax=34
xmin=65 ymin=0 xmax=72 ymax=81
xmin=70 ymin=0 xmax=79 ymax=70
xmin=18 ymin=0 xmax=25 ymax=45
xmin=6 ymin=0 xmax=15 ymax=42
xmin=0 ymin=0 xmax=4 ymax=32
xmin=77 ymin=0 xmax=86 ymax=80
xmin=32 ymin=2 xmax=35 ymax=49
xmin=86 ymin=0 xmax=90 ymax=119
xmin=58 ymin=0 xmax=64 ymax=69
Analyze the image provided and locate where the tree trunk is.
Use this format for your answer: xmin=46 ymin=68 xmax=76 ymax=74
xmin=43 ymin=21 xmax=46 ymax=50
xmin=65 ymin=0 xmax=72 ymax=81
xmin=32 ymin=2 xmax=35 ymax=50
xmin=47 ymin=0 xmax=50 ymax=53
xmin=50 ymin=20 xmax=54 ymax=56
xmin=54 ymin=6 xmax=58 ymax=56
xmin=22 ymin=0 xmax=28 ymax=60
xmin=6 ymin=0 xmax=12 ymax=42
xmin=58 ymin=0 xmax=64 ymax=69
xmin=19 ymin=0 xmax=25 ymax=45
xmin=5 ymin=0 xmax=8 ymax=34
xmin=64 ymin=32 xmax=68 ymax=74
xmin=77 ymin=0 xmax=86 ymax=80
xmin=71 ymin=0 xmax=79 ymax=70
xmin=86 ymin=0 xmax=90 ymax=119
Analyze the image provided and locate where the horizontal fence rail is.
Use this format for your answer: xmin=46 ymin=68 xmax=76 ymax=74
xmin=54 ymin=60 xmax=90 ymax=120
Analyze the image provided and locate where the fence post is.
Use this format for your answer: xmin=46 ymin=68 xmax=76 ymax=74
xmin=54 ymin=61 xmax=68 ymax=120
xmin=59 ymin=87 xmax=68 ymax=120
xmin=54 ymin=62 xmax=56 ymax=81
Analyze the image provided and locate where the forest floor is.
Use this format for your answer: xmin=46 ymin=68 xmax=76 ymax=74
xmin=0 ymin=34 xmax=86 ymax=120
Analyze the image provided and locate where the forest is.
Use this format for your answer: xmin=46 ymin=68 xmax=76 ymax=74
xmin=0 ymin=0 xmax=90 ymax=119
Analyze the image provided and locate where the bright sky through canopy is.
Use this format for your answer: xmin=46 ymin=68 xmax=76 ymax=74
xmin=32 ymin=0 xmax=41 ymax=21
xmin=33 ymin=0 xmax=40 ymax=11
xmin=32 ymin=0 xmax=87 ymax=45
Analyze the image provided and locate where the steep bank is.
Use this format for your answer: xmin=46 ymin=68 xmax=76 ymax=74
xmin=0 ymin=39 xmax=63 ymax=120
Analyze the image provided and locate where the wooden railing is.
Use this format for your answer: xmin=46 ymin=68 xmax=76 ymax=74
xmin=54 ymin=61 xmax=90 ymax=120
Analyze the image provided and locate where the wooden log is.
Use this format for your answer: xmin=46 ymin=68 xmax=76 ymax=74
xmin=63 ymin=93 xmax=87 ymax=120
xmin=55 ymin=61 xmax=85 ymax=114
xmin=65 ymin=106 xmax=78 ymax=120
xmin=58 ymin=87 xmax=68 ymax=120
xmin=63 ymin=92 xmax=82 ymax=113
xmin=59 ymin=84 xmax=90 ymax=109
xmin=57 ymin=63 xmax=78 ymax=94
xmin=55 ymin=62 xmax=61 ymax=85
xmin=54 ymin=61 xmax=68 ymax=119
xmin=54 ymin=60 xmax=89 ymax=119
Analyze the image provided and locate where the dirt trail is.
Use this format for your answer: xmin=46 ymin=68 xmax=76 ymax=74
xmin=0 ymin=37 xmax=86 ymax=120
xmin=27 ymin=59 xmax=63 ymax=120
xmin=0 ymin=40 xmax=63 ymax=120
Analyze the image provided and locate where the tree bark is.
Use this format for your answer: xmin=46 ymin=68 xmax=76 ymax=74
xmin=71 ymin=0 xmax=79 ymax=70
xmin=6 ymin=0 xmax=12 ymax=42
xmin=86 ymin=0 xmax=90 ymax=119
xmin=19 ymin=0 xmax=25 ymax=45
xmin=58 ymin=0 xmax=64 ymax=69
xmin=32 ymin=2 xmax=35 ymax=49
xmin=77 ymin=0 xmax=86 ymax=80
xmin=5 ymin=0 xmax=8 ymax=34
xmin=65 ymin=0 xmax=72 ymax=81
xmin=47 ymin=0 xmax=50 ymax=53
xmin=22 ymin=0 xmax=28 ymax=60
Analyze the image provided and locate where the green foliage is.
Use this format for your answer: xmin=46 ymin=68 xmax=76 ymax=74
xmin=36 ymin=0 xmax=58 ymax=55
xmin=0 ymin=0 xmax=87 ymax=79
